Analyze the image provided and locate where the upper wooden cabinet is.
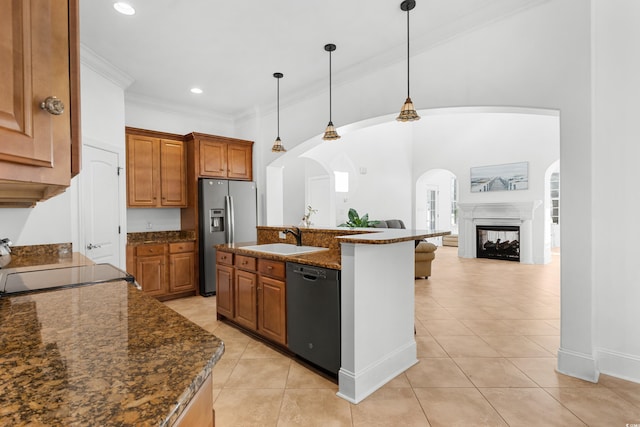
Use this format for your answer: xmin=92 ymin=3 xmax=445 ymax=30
xmin=0 ymin=0 xmax=81 ymax=207
xmin=191 ymin=134 xmax=253 ymax=181
xmin=126 ymin=128 xmax=187 ymax=208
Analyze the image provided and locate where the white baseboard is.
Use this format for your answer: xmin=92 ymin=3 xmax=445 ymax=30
xmin=557 ymin=347 xmax=599 ymax=382
xmin=337 ymin=341 xmax=417 ymax=404
xmin=596 ymin=348 xmax=640 ymax=384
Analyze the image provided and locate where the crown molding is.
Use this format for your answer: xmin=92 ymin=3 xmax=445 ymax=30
xmin=80 ymin=43 xmax=135 ymax=89
xmin=125 ymin=92 xmax=234 ymax=124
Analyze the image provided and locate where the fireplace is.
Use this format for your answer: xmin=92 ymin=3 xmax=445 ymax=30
xmin=476 ymin=225 xmax=520 ymax=261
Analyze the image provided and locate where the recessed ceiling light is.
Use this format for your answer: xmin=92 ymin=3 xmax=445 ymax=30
xmin=113 ymin=2 xmax=135 ymax=15
xmin=190 ymin=88 xmax=203 ymax=94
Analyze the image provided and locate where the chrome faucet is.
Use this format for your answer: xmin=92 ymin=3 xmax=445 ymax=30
xmin=284 ymin=227 xmax=302 ymax=246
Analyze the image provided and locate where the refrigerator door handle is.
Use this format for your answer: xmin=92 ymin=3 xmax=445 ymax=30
xmin=224 ymin=195 xmax=231 ymax=243
xmin=228 ymin=195 xmax=235 ymax=243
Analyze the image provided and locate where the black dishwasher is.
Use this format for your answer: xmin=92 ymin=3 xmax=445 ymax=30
xmin=286 ymin=262 xmax=341 ymax=375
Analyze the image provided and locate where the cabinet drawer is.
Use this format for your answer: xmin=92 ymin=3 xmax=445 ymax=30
xmin=217 ymin=251 xmax=234 ymax=266
xmin=169 ymin=241 xmax=195 ymax=254
xmin=136 ymin=244 xmax=166 ymax=256
xmin=235 ymin=255 xmax=257 ymax=271
xmin=258 ymin=259 xmax=285 ymax=280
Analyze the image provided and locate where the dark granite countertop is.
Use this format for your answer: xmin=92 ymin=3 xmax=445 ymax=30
xmin=127 ymin=230 xmax=196 ymax=246
xmin=217 ymin=242 xmax=341 ymax=270
xmin=0 ymin=280 xmax=224 ymax=426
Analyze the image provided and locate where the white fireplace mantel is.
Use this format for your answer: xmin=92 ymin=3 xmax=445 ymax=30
xmin=457 ymin=201 xmax=542 ymax=264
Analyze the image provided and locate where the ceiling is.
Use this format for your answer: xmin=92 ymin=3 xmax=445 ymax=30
xmin=79 ymin=0 xmax=545 ymax=119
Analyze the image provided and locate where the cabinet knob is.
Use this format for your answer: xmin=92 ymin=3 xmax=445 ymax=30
xmin=40 ymin=96 xmax=65 ymax=115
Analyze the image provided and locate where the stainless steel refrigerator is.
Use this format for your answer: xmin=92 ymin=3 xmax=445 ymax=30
xmin=199 ymin=179 xmax=257 ymax=296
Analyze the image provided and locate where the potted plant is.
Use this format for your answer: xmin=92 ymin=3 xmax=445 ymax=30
xmin=339 ymin=208 xmax=379 ymax=228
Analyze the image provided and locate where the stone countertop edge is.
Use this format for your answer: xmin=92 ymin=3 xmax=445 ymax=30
xmin=163 ymin=342 xmax=225 ymax=427
xmin=335 ymin=229 xmax=452 ymax=244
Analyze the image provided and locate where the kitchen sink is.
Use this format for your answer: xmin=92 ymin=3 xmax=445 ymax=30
xmin=241 ymin=243 xmax=328 ymax=256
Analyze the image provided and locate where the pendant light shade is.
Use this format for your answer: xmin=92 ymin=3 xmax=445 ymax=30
xmin=322 ymin=43 xmax=341 ymax=140
xmin=271 ymin=72 xmax=286 ymax=152
xmin=397 ymin=0 xmax=420 ymax=122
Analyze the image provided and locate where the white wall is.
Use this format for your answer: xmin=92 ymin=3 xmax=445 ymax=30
xmin=590 ymin=0 xmax=640 ymax=381
xmin=0 ymin=190 xmax=74 ymax=246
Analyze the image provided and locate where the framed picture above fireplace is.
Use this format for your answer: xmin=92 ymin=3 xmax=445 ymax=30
xmin=470 ymin=161 xmax=528 ymax=192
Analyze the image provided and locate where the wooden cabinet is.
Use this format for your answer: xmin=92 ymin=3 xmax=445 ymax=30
xmin=0 ymin=0 xmax=81 ymax=207
xmin=216 ymin=250 xmax=287 ymax=346
xmin=169 ymin=242 xmax=196 ymax=293
xmin=128 ymin=241 xmax=196 ymax=300
xmin=126 ymin=129 xmax=187 ymax=208
xmin=174 ymin=374 xmax=214 ymax=427
xmin=135 ymin=244 xmax=167 ymax=297
xmin=234 ymin=255 xmax=258 ymax=330
xmin=193 ymin=135 xmax=253 ymax=180
xmin=216 ymin=251 xmax=234 ymax=318
xmin=257 ymin=259 xmax=287 ymax=345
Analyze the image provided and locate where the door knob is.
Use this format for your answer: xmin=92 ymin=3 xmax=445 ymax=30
xmin=87 ymin=243 xmax=102 ymax=250
xmin=40 ymin=96 xmax=65 ymax=115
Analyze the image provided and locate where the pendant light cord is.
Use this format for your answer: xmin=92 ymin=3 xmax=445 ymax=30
xmin=406 ymin=6 xmax=411 ymax=99
xmin=329 ymin=49 xmax=333 ymax=122
xmin=277 ymin=77 xmax=280 ymax=137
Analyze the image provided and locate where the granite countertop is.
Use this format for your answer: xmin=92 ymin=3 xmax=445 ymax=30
xmin=0 ymin=280 xmax=224 ymax=426
xmin=217 ymin=242 xmax=341 ymax=270
xmin=127 ymin=230 xmax=196 ymax=246
xmin=1 ymin=251 xmax=94 ymax=272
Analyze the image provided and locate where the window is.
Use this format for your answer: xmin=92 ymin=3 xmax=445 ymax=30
xmin=334 ymin=171 xmax=349 ymax=192
xmin=426 ymin=189 xmax=437 ymax=230
xmin=450 ymin=177 xmax=458 ymax=227
xmin=550 ymin=172 xmax=560 ymax=224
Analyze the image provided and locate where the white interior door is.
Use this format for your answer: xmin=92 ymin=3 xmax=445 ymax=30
xmin=307 ymin=176 xmax=331 ymax=226
xmin=81 ymin=145 xmax=121 ymax=265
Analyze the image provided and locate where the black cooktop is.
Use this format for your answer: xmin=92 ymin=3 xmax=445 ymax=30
xmin=0 ymin=264 xmax=135 ymax=296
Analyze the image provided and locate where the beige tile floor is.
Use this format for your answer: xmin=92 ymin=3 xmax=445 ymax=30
xmin=165 ymin=246 xmax=640 ymax=426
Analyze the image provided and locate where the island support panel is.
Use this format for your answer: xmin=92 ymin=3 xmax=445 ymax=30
xmin=337 ymin=240 xmax=417 ymax=403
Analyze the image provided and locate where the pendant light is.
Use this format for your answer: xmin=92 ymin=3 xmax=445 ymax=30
xmin=271 ymin=72 xmax=286 ymax=152
xmin=397 ymin=0 xmax=420 ymax=122
xmin=322 ymin=43 xmax=341 ymax=140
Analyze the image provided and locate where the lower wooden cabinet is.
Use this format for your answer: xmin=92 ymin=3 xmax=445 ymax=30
xmin=258 ymin=275 xmax=287 ymax=345
xmin=215 ymin=264 xmax=235 ymax=318
xmin=135 ymin=244 xmax=167 ymax=297
xmin=128 ymin=241 xmax=196 ymax=300
xmin=216 ymin=250 xmax=287 ymax=346
xmin=169 ymin=242 xmax=196 ymax=293
xmin=174 ymin=374 xmax=214 ymax=427
xmin=235 ymin=269 xmax=258 ymax=330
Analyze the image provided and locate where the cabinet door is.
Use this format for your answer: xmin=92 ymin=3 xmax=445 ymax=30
xmin=0 ymin=0 xmax=68 ymax=169
xmin=227 ymin=144 xmax=252 ymax=180
xmin=160 ymin=139 xmax=187 ymax=207
xmin=136 ymin=255 xmax=166 ymax=296
xmin=169 ymin=251 xmax=195 ymax=293
xmin=127 ymin=135 xmax=159 ymax=207
xmin=234 ymin=269 xmax=257 ymax=330
xmin=199 ymin=140 xmax=227 ymax=178
xmin=258 ymin=276 xmax=287 ymax=345
xmin=216 ymin=265 xmax=234 ymax=318
xmin=0 ymin=0 xmax=75 ymax=199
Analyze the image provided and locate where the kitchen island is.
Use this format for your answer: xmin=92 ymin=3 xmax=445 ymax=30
xmin=0 ymin=269 xmax=224 ymax=426
xmin=220 ymin=226 xmax=449 ymax=403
